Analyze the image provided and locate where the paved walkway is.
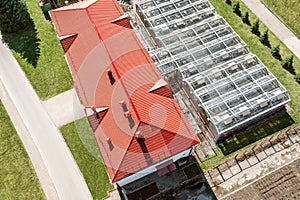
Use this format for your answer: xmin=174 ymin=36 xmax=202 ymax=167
xmin=242 ymin=0 xmax=300 ymax=60
xmin=0 ymin=38 xmax=92 ymax=200
xmin=42 ymin=88 xmax=85 ymax=127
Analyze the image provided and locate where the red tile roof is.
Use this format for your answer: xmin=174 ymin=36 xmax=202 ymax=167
xmin=50 ymin=0 xmax=200 ymax=182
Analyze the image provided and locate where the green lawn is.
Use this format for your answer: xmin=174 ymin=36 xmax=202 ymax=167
xmin=261 ymin=0 xmax=300 ymax=38
xmin=199 ymin=0 xmax=300 ymax=170
xmin=1 ymin=0 xmax=73 ymax=100
xmin=60 ymin=118 xmax=113 ymax=200
xmin=0 ymin=101 xmax=45 ymax=199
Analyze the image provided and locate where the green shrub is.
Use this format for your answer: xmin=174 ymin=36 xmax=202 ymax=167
xmin=251 ymin=20 xmax=260 ymax=36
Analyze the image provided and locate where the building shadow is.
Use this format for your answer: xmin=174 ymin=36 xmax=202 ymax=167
xmin=218 ymin=110 xmax=294 ymax=155
xmin=1 ymin=18 xmax=40 ymax=68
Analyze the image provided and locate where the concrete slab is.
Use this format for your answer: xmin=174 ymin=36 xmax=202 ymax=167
xmin=273 ymin=143 xmax=285 ymax=152
xmin=265 ymin=147 xmax=276 ymax=156
xmin=229 ymin=164 xmax=241 ymax=175
xmin=256 ymin=151 xmax=267 ymax=161
xmin=247 ymin=156 xmax=259 ymax=165
xmin=42 ymin=88 xmax=85 ymax=127
xmin=221 ymin=169 xmax=232 ymax=181
xmin=239 ymin=160 xmax=251 ymax=170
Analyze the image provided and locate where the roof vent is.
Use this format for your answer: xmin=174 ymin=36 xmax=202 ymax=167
xmin=106 ymin=137 xmax=114 ymax=150
xmin=124 ymin=111 xmax=131 ymax=118
xmin=124 ymin=111 xmax=135 ymax=129
xmin=106 ymin=69 xmax=115 ymax=85
xmin=119 ymin=100 xmax=128 ymax=112
xmin=135 ymin=131 xmax=143 ymax=139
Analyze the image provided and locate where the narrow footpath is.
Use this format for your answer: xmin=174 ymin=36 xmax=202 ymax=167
xmin=242 ymin=0 xmax=300 ymax=60
xmin=0 ymin=38 xmax=92 ymax=200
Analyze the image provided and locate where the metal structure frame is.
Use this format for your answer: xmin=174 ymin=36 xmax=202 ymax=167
xmin=134 ymin=0 xmax=290 ymax=139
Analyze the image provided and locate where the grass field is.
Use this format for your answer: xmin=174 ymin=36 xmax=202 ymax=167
xmin=0 ymin=101 xmax=45 ymax=199
xmin=60 ymin=118 xmax=113 ymax=200
xmin=200 ymin=0 xmax=300 ymax=169
xmin=261 ymin=0 xmax=300 ymax=38
xmin=1 ymin=0 xmax=73 ymax=100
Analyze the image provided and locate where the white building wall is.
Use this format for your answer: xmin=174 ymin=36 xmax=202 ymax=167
xmin=116 ymin=148 xmax=192 ymax=186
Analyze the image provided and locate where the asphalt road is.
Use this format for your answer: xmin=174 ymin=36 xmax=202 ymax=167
xmin=0 ymin=39 xmax=92 ymax=199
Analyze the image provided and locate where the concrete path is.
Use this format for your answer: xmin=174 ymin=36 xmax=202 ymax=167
xmin=0 ymin=39 xmax=92 ymax=200
xmin=242 ymin=0 xmax=300 ymax=60
xmin=42 ymin=88 xmax=85 ymax=127
xmin=0 ymin=79 xmax=59 ymax=200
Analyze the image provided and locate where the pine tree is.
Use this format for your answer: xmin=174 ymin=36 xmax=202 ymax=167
xmin=233 ymin=2 xmax=241 ymax=16
xmin=0 ymin=0 xmax=31 ymax=33
xmin=242 ymin=12 xmax=250 ymax=25
xmin=281 ymin=55 xmax=295 ymax=74
xmin=271 ymin=44 xmax=281 ymax=60
xmin=259 ymin=30 xmax=270 ymax=47
xmin=251 ymin=20 xmax=260 ymax=36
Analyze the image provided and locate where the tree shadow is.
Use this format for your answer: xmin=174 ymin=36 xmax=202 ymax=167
xmin=218 ymin=110 xmax=294 ymax=155
xmin=283 ymin=65 xmax=296 ymax=75
xmin=1 ymin=18 xmax=40 ymax=68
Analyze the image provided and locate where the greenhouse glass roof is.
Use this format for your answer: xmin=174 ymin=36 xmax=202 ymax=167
xmin=135 ymin=0 xmax=290 ymax=137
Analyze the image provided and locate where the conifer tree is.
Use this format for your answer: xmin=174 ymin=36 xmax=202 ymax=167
xmin=251 ymin=20 xmax=260 ymax=36
xmin=0 ymin=0 xmax=30 ymax=33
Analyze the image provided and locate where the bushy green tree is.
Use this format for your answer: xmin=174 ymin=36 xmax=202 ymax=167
xmin=251 ymin=20 xmax=260 ymax=36
xmin=271 ymin=44 xmax=281 ymax=60
xmin=233 ymin=2 xmax=241 ymax=16
xmin=0 ymin=0 xmax=31 ymax=33
xmin=259 ymin=30 xmax=271 ymax=47
xmin=242 ymin=11 xmax=250 ymax=25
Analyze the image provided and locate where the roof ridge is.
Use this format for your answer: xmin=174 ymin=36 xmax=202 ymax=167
xmin=85 ymin=3 xmax=142 ymax=121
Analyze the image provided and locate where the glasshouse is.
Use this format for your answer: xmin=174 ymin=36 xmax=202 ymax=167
xmin=133 ymin=0 xmax=290 ymax=140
